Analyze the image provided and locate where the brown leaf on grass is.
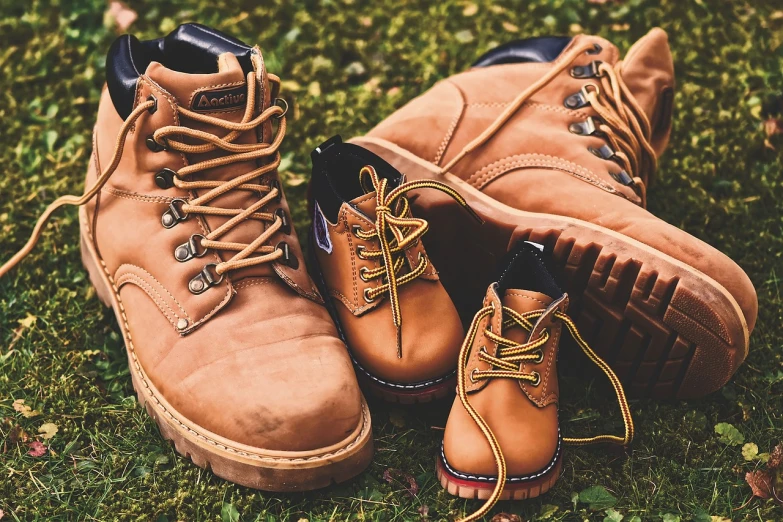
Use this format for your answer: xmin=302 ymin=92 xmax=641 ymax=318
xmin=382 ymin=468 xmax=419 ymax=497
xmin=746 ymin=470 xmax=773 ymax=499
xmin=418 ymin=504 xmax=429 ymax=518
xmin=12 ymin=399 xmax=40 ymax=418
xmin=105 ymin=1 xmax=137 ymax=32
xmin=768 ymin=443 xmax=782 ymax=469
xmin=27 ymin=440 xmax=47 ymax=457
xmin=9 ymin=424 xmax=29 ymax=443
xmin=490 ymin=514 xmax=523 ymax=522
xmin=764 ymin=118 xmax=783 ymax=150
xmin=38 ymin=422 xmax=58 ymax=440
xmin=765 ymin=118 xmax=783 ymax=137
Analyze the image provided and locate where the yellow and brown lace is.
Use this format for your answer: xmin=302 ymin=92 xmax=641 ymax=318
xmin=354 ymin=165 xmax=480 ymax=357
xmin=440 ymin=40 xmax=656 ymax=207
xmin=0 ymin=71 xmax=289 ymax=280
xmin=455 ymin=302 xmax=634 ymax=522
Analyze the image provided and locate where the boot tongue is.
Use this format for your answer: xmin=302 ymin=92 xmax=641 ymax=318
xmin=502 ymin=289 xmax=553 ymax=314
xmin=618 ymin=28 xmax=675 ymax=156
xmin=145 ymin=52 xmax=249 ymax=119
xmin=499 ymin=289 xmax=553 ymax=345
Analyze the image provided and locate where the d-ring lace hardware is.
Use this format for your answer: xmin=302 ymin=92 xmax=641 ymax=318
xmin=439 ymin=41 xmax=656 ymax=209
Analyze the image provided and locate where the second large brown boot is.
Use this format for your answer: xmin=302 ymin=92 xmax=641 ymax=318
xmin=0 ymin=24 xmax=372 ymax=491
xmin=351 ymin=28 xmax=757 ymax=399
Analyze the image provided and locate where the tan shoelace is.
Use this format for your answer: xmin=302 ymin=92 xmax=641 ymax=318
xmin=440 ymin=41 xmax=656 ymax=207
xmin=455 ymin=303 xmax=634 ymax=522
xmin=0 ymin=71 xmax=288 ymax=282
xmin=354 ymin=165 xmax=480 ymax=357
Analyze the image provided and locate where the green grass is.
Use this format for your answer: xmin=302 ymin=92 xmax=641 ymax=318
xmin=1 ymin=0 xmax=782 ymax=520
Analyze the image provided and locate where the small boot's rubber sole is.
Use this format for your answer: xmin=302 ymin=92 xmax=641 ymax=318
xmin=306 ymin=227 xmax=456 ymax=405
xmin=436 ymin=453 xmax=562 ymax=501
xmin=79 ymin=207 xmax=373 ymax=492
xmin=350 ymin=136 xmax=750 ymax=400
xmin=353 ymin=358 xmax=456 ymax=404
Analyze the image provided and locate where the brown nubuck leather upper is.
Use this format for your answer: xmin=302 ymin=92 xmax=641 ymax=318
xmin=441 ymin=244 xmax=633 ymax=521
xmin=366 ymin=28 xmax=758 ymax=333
xmin=309 ymin=140 xmax=471 ymax=389
xmin=0 ymin=33 xmax=368 ymax=461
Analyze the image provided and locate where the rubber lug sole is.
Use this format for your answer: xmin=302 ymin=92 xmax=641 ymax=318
xmin=436 ymin=456 xmax=562 ymax=501
xmin=350 ymin=136 xmax=749 ymax=400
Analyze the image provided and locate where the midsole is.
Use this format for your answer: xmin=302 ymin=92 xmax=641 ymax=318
xmin=79 ymin=206 xmax=371 ymax=468
xmin=349 ymin=136 xmax=750 ymax=352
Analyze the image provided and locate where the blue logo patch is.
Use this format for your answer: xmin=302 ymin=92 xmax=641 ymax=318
xmin=313 ymin=201 xmax=333 ymax=254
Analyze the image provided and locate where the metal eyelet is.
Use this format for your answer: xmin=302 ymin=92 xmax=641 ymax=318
xmin=470 ymin=368 xmax=479 ymax=383
xmin=564 ymin=90 xmax=589 ymax=110
xmin=275 ymin=241 xmax=299 ymax=269
xmin=570 ymin=60 xmax=603 ymax=79
xmin=356 ymin=244 xmax=367 ymax=259
xmin=568 ymin=116 xmax=599 ymax=136
xmin=273 ymin=98 xmax=289 ymax=119
xmin=359 ymin=267 xmax=372 ymax=282
xmin=174 ymin=234 xmax=208 ymax=262
xmin=154 ymin=168 xmax=177 ymax=189
xmin=351 ymin=224 xmax=364 ymax=237
xmin=611 ymin=170 xmax=635 ymax=186
xmin=530 ymin=371 xmax=541 ymax=386
xmin=268 ymin=180 xmax=282 ymax=202
xmin=189 ymin=263 xmax=224 ymax=294
xmin=274 ymin=208 xmax=290 ymax=234
xmin=146 ymin=95 xmax=158 ymax=114
xmin=363 ymin=287 xmax=375 ymax=303
xmin=589 ymin=144 xmax=617 ymax=161
xmin=533 ymin=349 xmax=545 ymax=364
xmin=161 ymin=198 xmax=188 ymax=228
xmin=146 ymin=134 xmax=167 ymax=152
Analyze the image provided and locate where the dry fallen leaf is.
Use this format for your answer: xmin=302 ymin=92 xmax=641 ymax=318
xmin=463 ymin=3 xmax=478 ymax=16
xmin=768 ymin=443 xmax=782 ymax=468
xmin=27 ymin=440 xmax=47 ymax=457
xmin=9 ymin=424 xmax=29 ymax=443
xmin=382 ymin=468 xmax=419 ymax=497
xmin=746 ymin=470 xmax=772 ymax=499
xmin=105 ymin=1 xmax=137 ymax=32
xmin=490 ymin=514 xmax=523 ymax=522
xmin=12 ymin=399 xmax=40 ymax=418
xmin=38 ymin=422 xmax=58 ymax=440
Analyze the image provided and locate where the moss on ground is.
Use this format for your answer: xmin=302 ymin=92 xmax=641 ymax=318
xmin=0 ymin=0 xmax=782 ymax=520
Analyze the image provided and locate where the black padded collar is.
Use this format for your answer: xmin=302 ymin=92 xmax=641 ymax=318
xmin=473 ymin=36 xmax=572 ymax=67
xmin=495 ymin=241 xmax=563 ymax=299
xmin=310 ymin=136 xmax=403 ymax=223
xmin=106 ymin=23 xmax=254 ymax=120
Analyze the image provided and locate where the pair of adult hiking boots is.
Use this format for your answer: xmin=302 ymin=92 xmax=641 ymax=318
xmin=0 ymin=24 xmax=757 ymax=520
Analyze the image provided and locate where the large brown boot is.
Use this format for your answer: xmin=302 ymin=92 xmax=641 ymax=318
xmin=439 ymin=242 xmax=633 ymax=521
xmin=0 ymin=24 xmax=372 ymax=490
xmin=308 ymin=137 xmax=474 ymax=403
xmin=351 ymin=28 xmax=757 ymax=399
